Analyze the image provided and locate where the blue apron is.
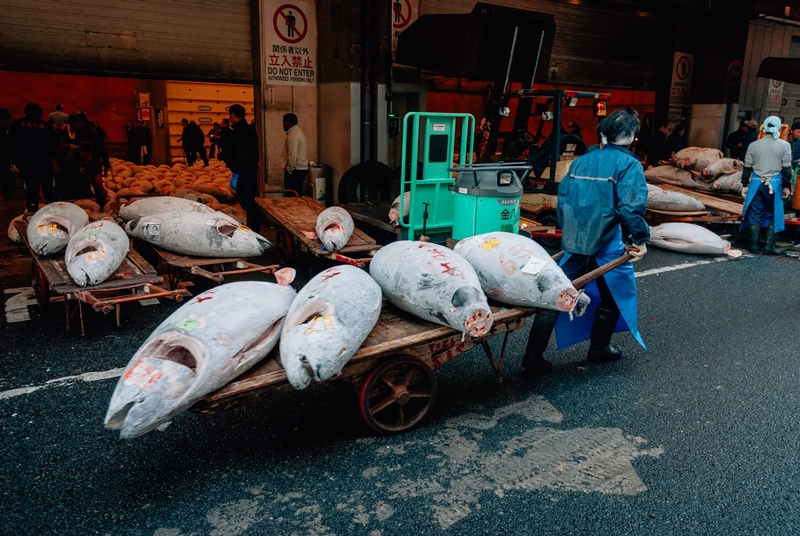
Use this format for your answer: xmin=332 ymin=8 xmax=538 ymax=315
xmin=554 ymin=226 xmax=646 ymax=350
xmin=739 ymin=173 xmax=785 ymax=233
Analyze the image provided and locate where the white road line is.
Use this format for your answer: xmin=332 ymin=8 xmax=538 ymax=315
xmin=0 ymin=367 xmax=124 ymax=400
xmin=635 ymin=257 xmax=731 ymax=278
xmin=0 ymin=256 xmax=740 ymax=401
xmin=4 ymin=287 xmax=36 ymax=323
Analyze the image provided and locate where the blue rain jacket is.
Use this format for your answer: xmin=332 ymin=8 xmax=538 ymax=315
xmin=557 ymin=144 xmax=650 ymax=255
xmin=553 ymin=144 xmax=649 ymax=350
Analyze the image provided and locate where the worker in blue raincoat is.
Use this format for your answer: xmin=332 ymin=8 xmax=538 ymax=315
xmin=521 ymin=107 xmax=649 ymax=375
xmin=740 ymin=116 xmax=792 ymax=255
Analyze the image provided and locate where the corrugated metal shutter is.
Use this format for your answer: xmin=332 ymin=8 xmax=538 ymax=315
xmin=166 ymin=81 xmax=254 ymax=162
xmin=740 ymin=19 xmax=795 ymax=119
xmin=0 ymin=0 xmax=253 ymax=82
xmin=780 ymin=37 xmax=800 ymax=125
xmin=420 ymin=0 xmax=670 ymax=90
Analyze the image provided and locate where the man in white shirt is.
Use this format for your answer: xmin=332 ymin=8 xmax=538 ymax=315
xmin=281 ymin=113 xmax=308 ymax=196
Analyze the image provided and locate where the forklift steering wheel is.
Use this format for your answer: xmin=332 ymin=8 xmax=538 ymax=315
xmin=515 ymin=129 xmax=537 ymax=148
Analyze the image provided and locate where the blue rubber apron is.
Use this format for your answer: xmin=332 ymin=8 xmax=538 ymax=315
xmin=553 ymin=225 xmax=646 ymax=350
xmin=739 ymin=173 xmax=785 ymax=233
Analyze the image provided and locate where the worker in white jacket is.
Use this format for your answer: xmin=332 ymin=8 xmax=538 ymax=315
xmin=281 ymin=113 xmax=309 ymax=196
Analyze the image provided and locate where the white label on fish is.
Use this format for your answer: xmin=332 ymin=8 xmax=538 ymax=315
xmin=521 ymin=256 xmax=547 ymax=275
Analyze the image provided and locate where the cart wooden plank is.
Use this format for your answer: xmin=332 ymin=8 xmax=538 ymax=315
xmin=658 ymin=184 xmax=744 ymax=215
xmin=191 ymin=303 xmax=535 ymax=413
xmin=255 ymin=196 xmax=378 ymax=255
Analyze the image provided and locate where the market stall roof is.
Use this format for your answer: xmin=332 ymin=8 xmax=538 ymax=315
xmin=756 ymin=57 xmax=800 ymax=85
xmin=395 ymin=2 xmax=555 ymax=84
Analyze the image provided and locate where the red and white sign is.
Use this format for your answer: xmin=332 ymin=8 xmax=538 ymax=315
xmin=391 ymin=0 xmax=418 ymax=60
xmin=766 ymin=79 xmax=785 ymax=117
xmin=263 ymin=1 xmax=317 ymax=87
xmin=669 ymin=52 xmax=694 ymax=108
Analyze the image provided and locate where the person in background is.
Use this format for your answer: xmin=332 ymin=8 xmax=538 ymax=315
xmin=788 ymin=122 xmax=800 ymax=164
xmin=725 ymin=120 xmax=749 ymax=160
xmin=660 ymin=123 xmax=685 ymax=161
xmin=124 ymin=120 xmax=137 ymax=163
xmin=217 ymin=118 xmax=233 ymax=166
xmin=647 ymin=122 xmax=669 ymax=167
xmin=70 ymin=113 xmax=109 ymax=174
xmin=281 ymin=113 xmax=308 ymax=196
xmin=47 ymin=104 xmax=69 ymax=129
xmin=740 ymin=119 xmax=759 ymax=161
xmin=208 ymin=122 xmax=221 ymax=159
xmin=521 ymin=107 xmax=649 ymax=375
xmin=7 ymin=102 xmax=60 ymax=212
xmin=0 ymin=108 xmax=14 ymax=193
xmin=178 ymin=118 xmax=192 ymax=164
xmin=228 ymin=104 xmax=260 ymax=230
xmin=184 ymin=120 xmax=208 ymax=166
xmin=54 ymin=141 xmax=106 ymax=207
xmin=740 ymin=116 xmax=792 ymax=255
xmin=132 ymin=120 xmax=152 ymax=165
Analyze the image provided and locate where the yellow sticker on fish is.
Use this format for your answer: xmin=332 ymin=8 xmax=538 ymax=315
xmin=37 ymin=223 xmax=62 ymax=236
xmin=480 ymin=238 xmax=502 ymax=251
xmin=305 ymin=316 xmax=335 ymax=334
xmin=85 ymin=250 xmax=106 ymax=262
xmin=237 ymin=225 xmax=250 ymax=233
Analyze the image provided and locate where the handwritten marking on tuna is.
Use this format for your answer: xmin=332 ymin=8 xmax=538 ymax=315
xmin=439 ymin=263 xmax=463 ymax=277
xmin=123 ymin=360 xmax=163 ymax=390
xmin=498 ymin=253 xmax=517 ymax=275
xmin=319 ymin=270 xmax=341 ymax=282
xmin=195 ymin=296 xmax=213 ymax=303
xmin=4 ymin=287 xmax=36 ymax=323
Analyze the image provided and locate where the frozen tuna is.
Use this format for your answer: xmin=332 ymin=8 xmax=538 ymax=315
xmin=388 ymin=192 xmax=410 ymax=228
xmin=124 ymin=211 xmax=271 ymax=257
xmin=280 ymin=265 xmax=382 ymax=390
xmin=104 ymin=271 xmax=297 ymax=439
xmin=118 ymin=196 xmax=215 ymax=221
xmin=370 ymin=241 xmax=493 ymax=337
xmin=646 ymin=184 xmax=705 ymax=212
xmin=711 ymin=171 xmax=743 ymax=194
xmin=315 ymin=206 xmax=354 ymax=251
xmin=65 ymin=219 xmax=129 ymax=286
xmin=7 ymin=214 xmax=24 ymax=243
xmin=672 ymin=147 xmax=723 ymax=171
xmin=702 ymin=158 xmax=743 ymax=177
xmin=645 ymin=166 xmax=713 ymax=191
xmin=649 ymin=223 xmax=742 ymax=258
xmin=26 ymin=202 xmax=89 ymax=256
xmin=454 ymin=232 xmax=589 ymax=314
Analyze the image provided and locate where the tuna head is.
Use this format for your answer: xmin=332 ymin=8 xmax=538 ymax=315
xmin=105 ymin=277 xmax=296 ymax=439
xmin=27 ymin=202 xmax=89 ymax=256
xmin=450 ymin=285 xmax=493 ymax=337
xmin=279 ymin=265 xmax=382 ymax=390
xmin=315 ymin=207 xmax=354 ymax=251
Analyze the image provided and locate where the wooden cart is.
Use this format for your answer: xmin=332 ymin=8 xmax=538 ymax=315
xmin=191 ymin=254 xmax=631 ymax=434
xmin=14 ymin=220 xmax=189 ymax=333
xmin=149 ymin=246 xmax=280 ymax=290
xmin=255 ymin=195 xmax=381 ymax=269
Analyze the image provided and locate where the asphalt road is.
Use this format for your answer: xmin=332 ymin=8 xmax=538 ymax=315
xmin=2 ymin=246 xmax=800 ymax=535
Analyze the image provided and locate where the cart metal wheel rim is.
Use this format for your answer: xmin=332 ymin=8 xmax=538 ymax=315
xmin=359 ymin=355 xmax=437 ymax=434
xmin=275 ymin=229 xmax=293 ymax=265
xmin=31 ymin=260 xmax=49 ymax=309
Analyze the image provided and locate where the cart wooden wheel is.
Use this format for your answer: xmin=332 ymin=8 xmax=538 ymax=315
xmin=359 ymin=356 xmax=437 ymax=434
xmin=275 ymin=229 xmax=294 ymax=265
xmin=31 ymin=261 xmax=49 ymax=309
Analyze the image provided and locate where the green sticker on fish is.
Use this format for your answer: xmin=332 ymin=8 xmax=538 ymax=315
xmin=176 ymin=318 xmax=200 ymax=332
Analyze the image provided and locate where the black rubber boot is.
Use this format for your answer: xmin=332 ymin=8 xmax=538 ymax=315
xmin=749 ymin=223 xmax=761 ymax=254
xmin=764 ymin=223 xmax=778 ymax=255
xmin=587 ymin=306 xmax=623 ymax=363
xmin=521 ymin=310 xmax=559 ymax=375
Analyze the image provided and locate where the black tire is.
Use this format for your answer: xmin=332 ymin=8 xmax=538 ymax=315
xmin=536 ymin=212 xmax=562 ymax=249
xmin=338 ymin=161 xmax=395 ymax=203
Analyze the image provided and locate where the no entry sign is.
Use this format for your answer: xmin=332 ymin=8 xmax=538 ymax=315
xmin=263 ymin=0 xmax=317 ymax=87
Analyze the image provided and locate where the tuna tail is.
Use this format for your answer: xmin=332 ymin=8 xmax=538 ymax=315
xmin=274 ymin=267 xmax=296 ymax=286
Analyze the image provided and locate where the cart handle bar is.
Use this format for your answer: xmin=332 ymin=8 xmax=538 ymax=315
xmin=570 ymin=253 xmax=634 ymax=290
